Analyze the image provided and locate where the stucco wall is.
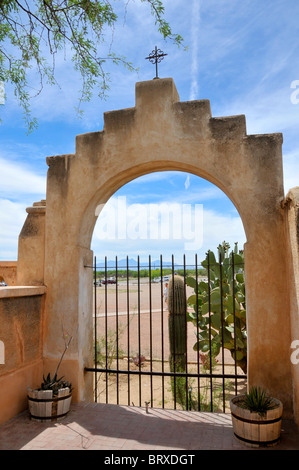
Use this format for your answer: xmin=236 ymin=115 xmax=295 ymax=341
xmin=17 ymin=201 xmax=46 ymax=286
xmin=285 ymin=187 xmax=299 ymax=426
xmin=0 ymin=287 xmax=46 ymax=424
xmin=0 ymin=261 xmax=17 ymax=286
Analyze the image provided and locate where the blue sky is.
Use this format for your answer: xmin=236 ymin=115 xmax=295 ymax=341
xmin=0 ymin=0 xmax=298 ymax=264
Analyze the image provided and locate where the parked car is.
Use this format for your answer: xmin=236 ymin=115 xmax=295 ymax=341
xmin=101 ymin=278 xmax=117 ymax=284
xmin=152 ymin=275 xmax=170 ymax=283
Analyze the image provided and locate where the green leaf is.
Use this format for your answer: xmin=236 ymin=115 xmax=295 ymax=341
xmin=233 ymin=254 xmax=244 ymax=266
xmin=236 ymin=337 xmax=245 ymax=348
xmin=210 ymin=287 xmax=221 ymax=305
xmin=238 ymin=309 xmax=246 ymax=320
xmin=187 ymin=294 xmax=197 ymax=306
xmin=198 ymin=340 xmax=210 ymax=353
xmin=187 ymin=311 xmax=198 ymax=322
xmin=201 ymin=302 xmax=209 ymax=315
xmin=200 ymin=329 xmax=212 ymax=341
xmin=202 ymin=251 xmax=214 ymax=267
xmin=186 ymin=276 xmax=197 ymax=289
xmin=234 ymin=350 xmax=244 ymax=361
xmin=223 ymin=326 xmax=233 ymax=343
xmin=225 ymin=295 xmax=240 ymax=314
xmin=198 ymin=318 xmax=209 ymax=329
xmin=235 ymin=291 xmax=245 ymax=304
xmin=210 ymin=313 xmax=221 ymax=329
xmin=198 ymin=281 xmax=209 ymax=292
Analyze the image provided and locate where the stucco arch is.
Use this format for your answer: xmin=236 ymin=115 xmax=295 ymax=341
xmin=23 ymin=78 xmax=294 ymax=417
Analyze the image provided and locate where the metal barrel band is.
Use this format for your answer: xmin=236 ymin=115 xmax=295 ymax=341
xmin=29 ymin=412 xmax=69 ymax=420
xmin=231 ymin=411 xmax=282 ymax=425
xmin=27 ymin=393 xmax=72 ymax=403
xmin=234 ymin=432 xmax=280 ymax=447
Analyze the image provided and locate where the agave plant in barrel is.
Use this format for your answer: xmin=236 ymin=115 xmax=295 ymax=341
xmin=27 ymin=328 xmax=73 ymax=422
xmin=230 ymin=386 xmax=283 ymax=447
xmin=40 ymin=339 xmax=73 ymax=397
xmin=237 ymin=386 xmax=278 ymax=415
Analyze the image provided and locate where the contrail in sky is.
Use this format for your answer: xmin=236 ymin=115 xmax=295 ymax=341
xmin=190 ymin=0 xmax=201 ymax=100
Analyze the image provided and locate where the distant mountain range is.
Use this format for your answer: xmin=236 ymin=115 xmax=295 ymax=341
xmin=95 ymin=258 xmax=184 ymax=271
xmin=95 ymin=258 xmax=204 ymax=271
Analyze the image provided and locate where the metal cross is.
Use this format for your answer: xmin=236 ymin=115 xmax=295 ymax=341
xmin=145 ymin=46 xmax=168 ymax=79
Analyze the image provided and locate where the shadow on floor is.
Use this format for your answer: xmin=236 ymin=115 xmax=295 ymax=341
xmin=0 ymin=402 xmax=298 ymax=451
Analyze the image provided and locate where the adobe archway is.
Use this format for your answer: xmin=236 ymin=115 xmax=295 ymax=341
xmin=19 ymin=78 xmax=296 ymax=418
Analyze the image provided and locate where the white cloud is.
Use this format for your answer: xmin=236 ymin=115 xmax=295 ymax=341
xmin=202 ymin=209 xmax=246 ymax=255
xmin=91 ymin=195 xmax=245 ymax=263
xmin=0 ymin=156 xmax=46 ymax=199
xmin=189 ymin=0 xmax=201 ymax=100
xmin=283 ymin=149 xmax=299 ymax=194
xmin=0 ymin=199 xmax=27 ymax=260
xmin=0 ymin=156 xmax=46 ymax=260
xmin=184 ymin=175 xmax=190 ymax=190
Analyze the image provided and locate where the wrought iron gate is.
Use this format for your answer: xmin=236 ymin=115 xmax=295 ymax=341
xmin=85 ymin=246 xmax=247 ymax=412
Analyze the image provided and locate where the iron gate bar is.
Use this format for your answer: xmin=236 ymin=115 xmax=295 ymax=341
xmin=207 ymin=252 xmax=213 ymax=411
xmin=105 ymin=256 xmax=108 ymax=403
xmin=219 ymin=251 xmax=225 ymax=412
xmin=116 ymin=256 xmax=119 ymax=405
xmin=183 ymin=254 xmax=188 ymax=409
xmin=196 ymin=254 xmax=202 ymax=410
xmin=149 ymin=255 xmax=153 ymax=406
xmin=232 ymin=251 xmax=238 ymax=392
xmin=171 ymin=254 xmax=176 ymax=409
xmin=138 ymin=256 xmax=141 ymax=406
xmin=126 ymin=256 xmax=130 ymax=406
xmin=94 ymin=255 xmax=97 ymax=402
xmin=160 ymin=255 xmax=165 ymax=408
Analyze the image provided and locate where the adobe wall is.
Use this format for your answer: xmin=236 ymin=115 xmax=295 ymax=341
xmin=17 ymin=200 xmax=46 ymax=286
xmin=0 ymin=261 xmax=17 ymax=286
xmin=284 ymin=187 xmax=299 ymax=426
xmin=0 ymin=287 xmax=46 ymax=424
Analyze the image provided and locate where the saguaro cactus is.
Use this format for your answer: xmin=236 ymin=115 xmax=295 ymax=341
xmin=168 ymin=275 xmax=187 ymax=408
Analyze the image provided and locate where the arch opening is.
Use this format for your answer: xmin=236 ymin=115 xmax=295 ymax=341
xmin=89 ymin=170 xmax=247 ymax=411
xmin=91 ymin=170 xmax=246 ymax=262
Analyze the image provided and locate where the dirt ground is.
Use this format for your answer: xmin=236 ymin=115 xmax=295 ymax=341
xmin=92 ymin=279 xmax=246 ymax=412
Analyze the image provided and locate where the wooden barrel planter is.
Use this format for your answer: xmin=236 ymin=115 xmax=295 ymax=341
xmin=230 ymin=395 xmax=283 ymax=448
xmin=27 ymin=387 xmax=72 ymax=422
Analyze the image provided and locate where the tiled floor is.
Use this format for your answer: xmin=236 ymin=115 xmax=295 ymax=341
xmin=0 ymin=402 xmax=298 ymax=451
